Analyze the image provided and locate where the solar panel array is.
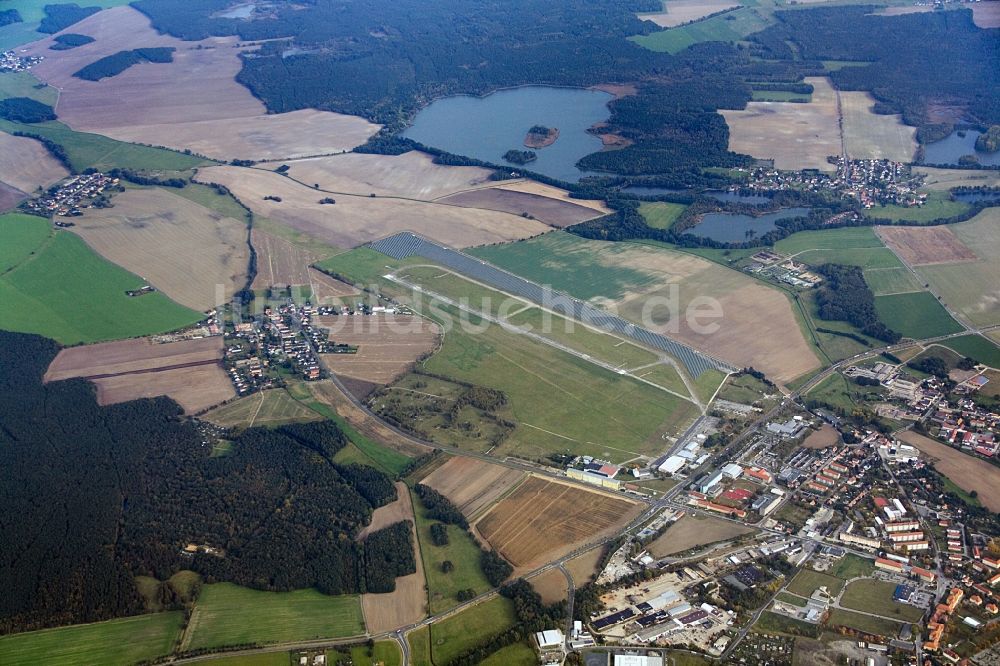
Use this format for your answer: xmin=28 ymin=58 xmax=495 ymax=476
xmin=368 ymin=232 xmax=735 ymax=378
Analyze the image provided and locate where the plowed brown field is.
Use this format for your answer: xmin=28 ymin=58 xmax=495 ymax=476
xmin=420 ymin=457 xmax=526 ymax=520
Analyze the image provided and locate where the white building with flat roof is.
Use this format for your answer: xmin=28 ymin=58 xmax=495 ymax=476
xmin=614 ymin=655 xmax=664 ymax=666
xmin=535 ymin=629 xmax=564 ymax=649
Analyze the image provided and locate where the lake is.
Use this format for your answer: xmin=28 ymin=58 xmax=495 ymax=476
xmin=922 ymin=130 xmax=1000 ymax=167
xmin=403 ymin=86 xmax=612 ymax=182
xmin=686 ymin=207 xmax=812 ymax=243
xmin=619 ymin=186 xmax=687 ymax=197
xmin=706 ymin=190 xmax=771 ymax=206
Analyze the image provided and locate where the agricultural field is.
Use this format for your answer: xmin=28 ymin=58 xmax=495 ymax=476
xmin=426 ymin=596 xmax=518 ymax=666
xmin=252 ymin=229 xmax=331 ymax=290
xmin=420 ymin=457 xmax=527 ymax=521
xmin=0 ymin=220 xmax=202 ymax=344
xmin=630 ymin=6 xmax=769 ymax=54
xmin=318 ymin=314 xmax=441 ymax=386
xmin=0 ymin=0 xmax=131 ymax=50
xmin=0 ymin=131 xmax=69 ymax=196
xmin=203 ymin=388 xmax=322 ymax=428
xmin=646 ymin=514 xmax=754 ymax=558
xmin=911 ymin=209 xmax=1000 ymax=328
xmin=898 ymin=431 xmax=1000 ymax=512
xmin=0 ymin=71 xmax=58 ymax=105
xmin=873 ymin=291 xmax=963 ymax=339
xmin=565 ymin=547 xmax=605 ymax=585
xmin=637 ymin=0 xmax=739 ymax=28
xmin=71 ymin=188 xmax=249 ymax=310
xmin=0 ymin=182 xmax=24 ymax=212
xmin=878 ymin=225 xmax=976 ymax=266
xmin=263 ymin=151 xmax=493 ymax=200
xmin=196 ymin=166 xmax=550 ymax=249
xmin=972 ymin=1 xmax=1000 ymax=27
xmin=639 ymin=201 xmax=687 ymax=229
xmin=529 ymin=568 xmax=569 ymax=604
xmin=840 ymin=91 xmax=916 ymax=162
xmin=0 ymin=612 xmax=183 ymax=666
xmin=184 ymin=584 xmax=364 ymax=650
xmin=472 ymin=232 xmax=820 ymax=384
xmin=438 ymin=187 xmax=605 ymax=228
xmin=0 ymin=212 xmax=50 ymax=271
xmin=938 ymin=334 xmax=1000 ymax=368
xmin=488 ymin=180 xmax=611 ymax=214
xmin=839 ymin=579 xmax=925 ymax=622
xmin=720 ymin=77 xmax=840 ymax=172
xmin=411 ymin=487 xmax=492 ymax=614
xmin=44 ymin=335 xmax=233 ymax=413
xmin=476 ymin=475 xmax=642 ymax=570
xmin=21 ymin=7 xmax=379 ymax=161
xmin=361 ymin=483 xmax=428 ymax=633
xmin=913 ymin=166 xmax=1000 ymax=191
xmin=860 ymin=267 xmax=923 ymax=297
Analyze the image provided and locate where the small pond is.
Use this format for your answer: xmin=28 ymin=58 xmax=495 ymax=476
xmin=922 ymin=130 xmax=1000 ymax=167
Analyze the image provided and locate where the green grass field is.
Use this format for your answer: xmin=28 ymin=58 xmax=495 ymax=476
xmin=938 ymin=335 xmax=1000 ymax=368
xmin=429 ymin=596 xmax=517 ymax=665
xmin=422 ymin=305 xmax=699 ymax=462
xmin=0 ymin=71 xmax=58 ymax=105
xmin=866 ymin=191 xmax=970 ymax=223
xmin=412 ymin=486 xmax=492 ymax=614
xmin=408 ymin=626 xmax=432 ymax=666
xmin=0 ymin=0 xmax=132 ymax=49
xmin=874 ymin=291 xmax=963 ymax=339
xmin=830 ymin=554 xmax=876 ymax=579
xmin=862 ymin=267 xmax=923 ymax=296
xmin=171 ymin=182 xmax=251 ymax=221
xmin=775 ymin=227 xmax=885 ymax=256
xmin=205 ymin=388 xmax=323 ymax=429
xmin=199 ymin=653 xmax=289 ymax=666
xmin=186 ymin=584 xmax=364 ymax=650
xmin=328 ymin=641 xmax=402 ymax=666
xmin=0 ymin=612 xmax=183 ymax=666
xmin=315 ymin=247 xmax=409 ymax=286
xmin=826 ymin=608 xmax=903 ymax=638
xmin=786 ymin=569 xmax=845 ymax=598
xmin=0 ymin=119 xmax=209 ymax=172
xmin=639 ymin=201 xmax=687 ymax=230
xmin=754 ymin=611 xmax=821 ymax=638
xmin=479 ymin=641 xmax=538 ymax=666
xmin=839 ymin=579 xmax=926 ymax=622
xmin=0 ymin=212 xmax=50 ymax=272
xmin=0 ymin=228 xmax=202 ymax=344
xmin=630 ymin=7 xmax=770 ymax=53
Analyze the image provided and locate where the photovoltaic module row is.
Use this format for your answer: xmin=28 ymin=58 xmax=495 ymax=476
xmin=368 ymin=232 xmax=735 ymax=378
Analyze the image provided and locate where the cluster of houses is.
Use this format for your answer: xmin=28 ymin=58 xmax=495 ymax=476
xmin=22 ymin=173 xmax=118 ymax=217
xmin=834 ymin=157 xmax=926 ymax=209
xmin=0 ymin=50 xmax=42 ymax=73
xmin=931 ymin=397 xmax=1000 ymax=457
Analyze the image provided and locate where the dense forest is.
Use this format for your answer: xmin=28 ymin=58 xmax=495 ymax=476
xmin=73 ymin=47 xmax=175 ymax=81
xmin=0 ymin=332 xmax=413 ymax=634
xmin=813 ymin=264 xmax=900 ymax=344
xmin=37 ymin=3 xmax=101 ymax=34
xmin=0 ymin=97 xmax=56 ymax=123
xmin=0 ymin=8 xmax=21 ymax=26
xmin=50 ymin=32 xmax=95 ymax=50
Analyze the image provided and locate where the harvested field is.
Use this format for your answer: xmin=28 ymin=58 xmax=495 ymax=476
xmin=475 ymin=475 xmax=642 ymax=571
xmin=913 ymin=166 xmax=1000 ymax=191
xmin=251 ymin=229 xmax=321 ymax=289
xmin=21 ymin=7 xmax=379 ymax=161
xmin=638 ymin=0 xmax=739 ymax=27
xmin=564 ymin=546 xmax=605 ymax=584
xmin=262 ymin=151 xmax=493 ymax=200
xmin=361 ymin=483 xmax=428 ymax=633
xmin=420 ymin=457 xmax=526 ymax=520
xmin=899 ymin=431 xmax=1000 ymax=512
xmin=529 ymin=569 xmax=569 ymax=605
xmin=840 ymin=92 xmax=916 ymax=162
xmin=437 ymin=187 xmax=604 ymax=228
xmin=310 ymin=269 xmax=361 ymax=301
xmin=0 ymin=182 xmax=26 ymax=211
xmin=318 ymin=314 xmax=441 ymax=385
xmin=490 ymin=180 xmax=611 ymax=213
xmin=878 ymin=225 xmax=976 ymax=266
xmin=972 ymin=1 xmax=1000 ymax=28
xmin=912 ymin=209 xmax=1000 ymax=328
xmin=802 ymin=424 xmax=840 ymax=449
xmin=0 ymin=131 xmax=69 ymax=194
xmin=71 ymin=188 xmax=249 ymax=310
xmin=472 ymin=233 xmax=820 ymax=384
xmin=721 ymin=77 xmax=839 ymax=172
xmin=44 ymin=336 xmax=233 ymax=413
xmin=646 ymin=514 xmax=754 ymax=558
xmin=196 ymin=166 xmax=551 ymax=248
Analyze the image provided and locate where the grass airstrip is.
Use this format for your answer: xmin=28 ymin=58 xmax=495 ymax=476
xmin=0 ymin=213 xmax=202 ymax=344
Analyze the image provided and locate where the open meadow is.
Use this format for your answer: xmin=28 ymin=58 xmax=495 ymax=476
xmin=0 ymin=612 xmax=183 ymax=666
xmin=203 ymin=388 xmax=322 ymax=428
xmin=71 ymin=188 xmax=249 ymax=310
xmin=873 ymin=291 xmax=963 ymax=339
xmin=630 ymin=6 xmax=768 ymax=53
xmin=914 ymin=166 xmax=1000 ymax=191
xmin=839 ymin=579 xmax=925 ymax=622
xmin=425 ymin=597 xmax=517 ymax=666
xmin=318 ymin=314 xmax=441 ymax=386
xmin=196 ymin=166 xmax=551 ymax=249
xmin=264 ymin=151 xmax=493 ymax=200
xmin=0 ymin=217 xmax=201 ymax=344
xmin=898 ymin=431 xmax=1000 ymax=512
xmin=0 ymin=131 xmax=69 ymax=195
xmin=646 ymin=514 xmax=754 ymax=558
xmin=184 ymin=584 xmax=364 ymax=650
xmin=938 ymin=335 xmax=1000 ymax=368
xmin=476 ymin=475 xmax=643 ymax=571
xmin=21 ymin=6 xmax=379 ymax=161
xmin=637 ymin=0 xmax=740 ymax=28
xmin=721 ymin=77 xmax=840 ymax=172
xmin=420 ymin=456 xmax=527 ymax=521
xmin=361 ymin=482 xmax=428 ymax=633
xmin=909 ymin=209 xmax=1000 ymax=328
xmin=472 ymin=233 xmax=819 ymax=384
xmin=0 ymin=212 xmax=50 ymax=271
xmin=44 ymin=335 xmax=232 ymax=413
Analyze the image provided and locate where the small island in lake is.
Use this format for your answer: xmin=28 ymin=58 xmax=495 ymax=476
xmin=524 ymin=125 xmax=559 ymax=148
xmin=503 ymin=149 xmax=537 ymax=164
xmin=975 ymin=125 xmax=1000 ymax=153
